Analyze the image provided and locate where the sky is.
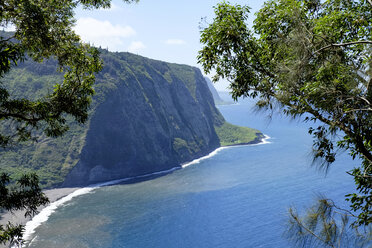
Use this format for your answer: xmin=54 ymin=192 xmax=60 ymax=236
xmin=74 ymin=0 xmax=267 ymax=91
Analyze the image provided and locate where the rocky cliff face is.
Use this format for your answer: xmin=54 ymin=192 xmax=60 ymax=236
xmin=62 ymin=51 xmax=223 ymax=186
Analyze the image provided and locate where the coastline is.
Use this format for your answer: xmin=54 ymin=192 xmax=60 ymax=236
xmin=0 ymin=187 xmax=79 ymax=248
xmin=0 ymin=187 xmax=79 ymax=228
xmin=224 ymin=134 xmax=271 ymax=147
xmin=0 ymin=133 xmax=271 ymax=245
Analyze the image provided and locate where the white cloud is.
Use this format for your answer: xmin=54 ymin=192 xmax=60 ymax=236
xmin=128 ymin=41 xmax=146 ymax=53
xmin=165 ymin=39 xmax=186 ymax=45
xmin=1 ymin=23 xmax=16 ymax=31
xmin=73 ymin=17 xmax=136 ymax=51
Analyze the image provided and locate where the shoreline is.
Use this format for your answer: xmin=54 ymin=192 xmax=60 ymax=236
xmin=0 ymin=187 xmax=80 ymax=248
xmin=225 ymin=134 xmax=271 ymax=147
xmin=0 ymin=134 xmax=271 ymax=244
xmin=0 ymin=187 xmax=80 ymax=227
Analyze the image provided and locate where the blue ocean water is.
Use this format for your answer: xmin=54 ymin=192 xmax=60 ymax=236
xmin=25 ymin=98 xmax=357 ymax=248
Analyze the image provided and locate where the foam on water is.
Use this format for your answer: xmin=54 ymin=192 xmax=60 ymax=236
xmin=22 ymin=187 xmax=96 ymax=244
xmin=182 ymin=134 xmax=271 ymax=168
xmin=181 ymin=147 xmax=228 ymax=168
xmin=241 ymin=134 xmax=271 ymax=146
xmin=260 ymin=135 xmax=271 ymax=144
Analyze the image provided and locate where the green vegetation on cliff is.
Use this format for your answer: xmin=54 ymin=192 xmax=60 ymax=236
xmin=0 ymin=124 xmax=87 ymax=188
xmin=215 ymin=122 xmax=261 ymax=146
xmin=0 ymin=58 xmax=89 ymax=188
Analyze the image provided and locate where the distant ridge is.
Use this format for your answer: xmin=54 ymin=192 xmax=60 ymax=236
xmin=204 ymin=77 xmax=232 ymax=105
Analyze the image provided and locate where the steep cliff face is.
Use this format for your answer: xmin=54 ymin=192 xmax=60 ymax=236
xmin=0 ymin=50 xmax=260 ymax=187
xmin=63 ymin=51 xmax=223 ymax=186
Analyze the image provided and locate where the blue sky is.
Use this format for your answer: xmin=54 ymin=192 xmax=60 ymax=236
xmin=74 ymin=0 xmax=266 ymax=91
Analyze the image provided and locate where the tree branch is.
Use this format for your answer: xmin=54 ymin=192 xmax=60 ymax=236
xmin=289 ymin=210 xmax=336 ymax=248
xmin=315 ymin=40 xmax=372 ymax=54
xmin=344 ymin=108 xmax=372 ymax=113
xmin=346 ymin=171 xmax=372 ymax=178
xmin=286 ymin=100 xmax=372 ymax=165
xmin=326 ymin=199 xmax=358 ymax=218
xmin=0 ymin=112 xmax=42 ymax=123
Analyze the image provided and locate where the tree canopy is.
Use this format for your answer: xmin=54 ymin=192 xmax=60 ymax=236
xmin=198 ymin=0 xmax=371 ymax=239
xmin=0 ymin=0 xmax=137 ymax=246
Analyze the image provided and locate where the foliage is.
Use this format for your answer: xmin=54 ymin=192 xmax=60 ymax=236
xmin=0 ymin=58 xmax=89 ymax=189
xmin=0 ymin=0 xmax=137 ymax=245
xmin=215 ymin=122 xmax=260 ymax=146
xmin=0 ymin=173 xmax=49 ymax=247
xmin=198 ymin=0 xmax=372 ymax=233
xmin=287 ymin=199 xmax=372 ymax=248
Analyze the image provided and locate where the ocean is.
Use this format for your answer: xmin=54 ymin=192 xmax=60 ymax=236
xmin=23 ymin=97 xmax=357 ymax=248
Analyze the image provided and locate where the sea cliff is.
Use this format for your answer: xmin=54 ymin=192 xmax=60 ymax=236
xmin=63 ymin=51 xmax=224 ymax=186
xmin=0 ymin=50 xmax=262 ymax=187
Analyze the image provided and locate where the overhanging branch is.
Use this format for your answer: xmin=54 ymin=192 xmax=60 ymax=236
xmin=289 ymin=209 xmax=336 ymax=248
xmin=315 ymin=40 xmax=372 ymax=54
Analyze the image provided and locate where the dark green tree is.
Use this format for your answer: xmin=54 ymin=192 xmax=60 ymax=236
xmin=198 ymin=0 xmax=371 ymax=244
xmin=0 ymin=0 xmax=137 ymax=246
